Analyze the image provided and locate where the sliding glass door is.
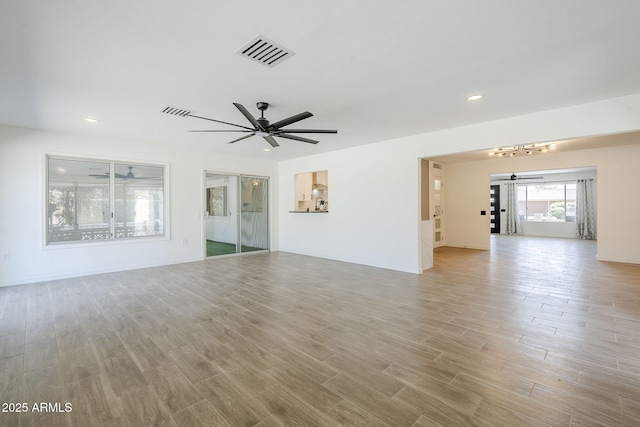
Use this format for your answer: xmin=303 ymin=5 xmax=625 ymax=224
xmin=205 ymin=173 xmax=268 ymax=257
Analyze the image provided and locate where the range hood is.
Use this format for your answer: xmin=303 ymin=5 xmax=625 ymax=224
xmin=312 ymin=172 xmax=327 ymax=190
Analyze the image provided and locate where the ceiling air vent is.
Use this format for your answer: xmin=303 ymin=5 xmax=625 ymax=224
xmin=236 ymin=34 xmax=295 ymax=68
xmin=160 ymin=106 xmax=191 ymax=117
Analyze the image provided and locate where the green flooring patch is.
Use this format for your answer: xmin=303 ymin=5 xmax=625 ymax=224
xmin=206 ymin=240 xmax=264 ymax=257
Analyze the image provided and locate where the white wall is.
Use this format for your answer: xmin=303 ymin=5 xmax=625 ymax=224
xmin=521 ymin=221 xmax=577 ymax=239
xmin=278 ymin=142 xmax=422 ymax=273
xmin=0 ymin=125 xmax=278 ymax=286
xmin=278 ymin=93 xmax=640 ymax=272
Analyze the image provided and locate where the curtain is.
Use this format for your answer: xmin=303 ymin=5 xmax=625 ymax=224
xmin=240 ymin=177 xmax=269 ymax=250
xmin=504 ymin=183 xmax=522 ymax=235
xmin=576 ymin=179 xmax=596 ymax=240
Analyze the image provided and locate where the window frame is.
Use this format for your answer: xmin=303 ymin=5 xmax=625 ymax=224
xmin=43 ymin=154 xmax=170 ymax=247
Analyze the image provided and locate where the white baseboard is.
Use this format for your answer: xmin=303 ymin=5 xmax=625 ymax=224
xmin=0 ymin=256 xmax=203 ymax=288
xmin=596 ymin=255 xmax=640 ymax=265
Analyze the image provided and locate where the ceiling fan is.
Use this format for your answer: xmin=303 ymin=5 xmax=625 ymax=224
xmin=181 ymin=102 xmax=337 ymax=148
xmin=492 ymin=172 xmax=544 ymax=181
xmin=89 ymin=166 xmax=159 ymax=180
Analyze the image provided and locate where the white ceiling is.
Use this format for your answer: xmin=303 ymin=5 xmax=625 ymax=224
xmin=2 ymin=1 xmax=640 ymax=161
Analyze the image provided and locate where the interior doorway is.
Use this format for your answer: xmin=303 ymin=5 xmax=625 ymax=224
xmin=204 ymin=172 xmax=269 ymax=257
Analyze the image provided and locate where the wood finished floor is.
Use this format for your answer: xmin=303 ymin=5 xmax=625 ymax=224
xmin=1 ymin=236 xmax=640 ymax=426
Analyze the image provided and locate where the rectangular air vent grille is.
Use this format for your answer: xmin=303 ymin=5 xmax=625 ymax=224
xmin=236 ymin=34 xmax=295 ymax=68
xmin=161 ymin=106 xmax=191 ymax=117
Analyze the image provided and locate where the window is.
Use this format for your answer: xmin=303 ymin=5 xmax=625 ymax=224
xmin=517 ymin=183 xmax=576 ymax=222
xmin=47 ymin=157 xmax=165 ymax=244
xmin=294 ymin=170 xmax=328 ymax=211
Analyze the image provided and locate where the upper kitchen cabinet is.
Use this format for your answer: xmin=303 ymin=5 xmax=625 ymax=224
xmin=294 ymin=170 xmax=329 ymax=212
xmin=295 ymin=172 xmax=313 ymax=202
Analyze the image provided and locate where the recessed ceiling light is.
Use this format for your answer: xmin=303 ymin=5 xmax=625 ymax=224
xmin=84 ymin=117 xmax=99 ymax=123
xmin=263 ymin=148 xmax=271 ymax=152
xmin=467 ymin=94 xmax=483 ymax=101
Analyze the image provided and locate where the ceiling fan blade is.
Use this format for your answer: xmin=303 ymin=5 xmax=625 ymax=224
xmin=276 ymin=129 xmax=337 ymax=134
xmin=188 ymin=130 xmax=253 ymax=133
xmin=270 ymin=112 xmax=313 ymax=129
xmin=263 ymin=135 xmax=279 ymax=147
xmin=227 ymin=133 xmax=255 ymax=144
xmin=185 ymin=113 xmax=254 ymax=130
xmin=276 ymin=133 xmax=319 ymax=144
xmin=233 ymin=103 xmax=264 ymax=131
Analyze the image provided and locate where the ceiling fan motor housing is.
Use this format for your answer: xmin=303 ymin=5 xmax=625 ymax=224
xmin=257 ymin=117 xmax=270 ymax=128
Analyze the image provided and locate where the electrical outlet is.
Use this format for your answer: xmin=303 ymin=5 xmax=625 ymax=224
xmin=1 ymin=252 xmax=10 ymax=262
xmin=182 ymin=238 xmax=188 ymax=246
